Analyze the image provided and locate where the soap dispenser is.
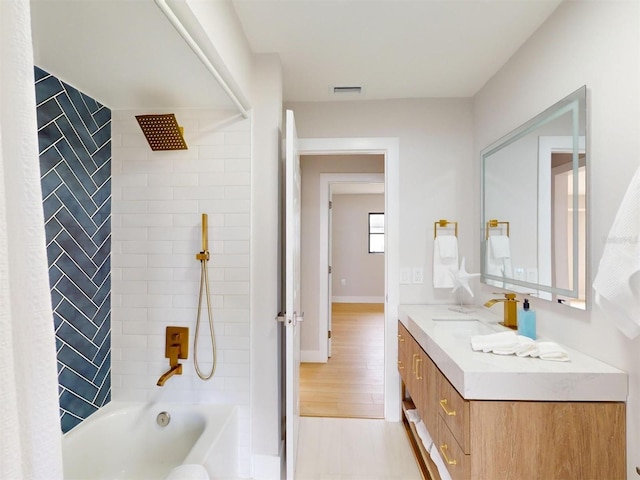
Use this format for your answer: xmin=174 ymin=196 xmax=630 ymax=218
xmin=517 ymin=299 xmax=536 ymax=340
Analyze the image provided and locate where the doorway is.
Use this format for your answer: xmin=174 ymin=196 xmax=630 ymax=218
xmin=296 ymin=136 xmax=401 ymax=422
xmin=301 ymin=174 xmax=385 ymax=418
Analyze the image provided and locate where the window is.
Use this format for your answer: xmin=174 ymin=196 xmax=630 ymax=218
xmin=368 ymin=213 xmax=384 ymax=253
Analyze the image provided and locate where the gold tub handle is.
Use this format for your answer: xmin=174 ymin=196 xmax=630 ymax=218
xmin=439 ymin=399 xmax=456 ymax=416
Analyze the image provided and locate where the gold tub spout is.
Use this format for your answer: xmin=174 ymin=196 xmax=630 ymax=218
xmin=157 ymin=363 xmax=183 ymax=386
xmin=484 ymin=293 xmax=519 ymax=329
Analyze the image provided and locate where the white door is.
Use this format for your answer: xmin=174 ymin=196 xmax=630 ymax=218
xmin=285 ymin=109 xmax=302 ymax=479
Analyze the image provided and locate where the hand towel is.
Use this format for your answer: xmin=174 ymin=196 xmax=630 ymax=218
xmin=489 ymin=235 xmax=511 ymax=258
xmin=593 ymin=165 xmax=640 ymax=339
xmin=165 ymin=464 xmax=210 ymax=480
xmin=514 ymin=336 xmax=539 ymax=357
xmin=493 ymin=335 xmax=535 ymax=356
xmin=415 ymin=420 xmax=434 ymax=452
xmin=433 ymin=235 xmax=459 ymax=288
xmin=470 ymin=331 xmax=519 ymax=353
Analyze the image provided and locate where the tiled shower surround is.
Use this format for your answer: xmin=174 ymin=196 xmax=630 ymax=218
xmin=111 ymin=110 xmax=251 ymax=474
xmin=35 ymin=66 xmax=112 ymax=432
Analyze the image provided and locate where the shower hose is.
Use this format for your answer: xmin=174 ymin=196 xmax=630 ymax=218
xmin=194 ymin=253 xmax=217 ymax=380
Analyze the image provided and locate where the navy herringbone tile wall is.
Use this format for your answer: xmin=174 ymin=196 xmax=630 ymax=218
xmin=35 ymin=66 xmax=111 ymax=433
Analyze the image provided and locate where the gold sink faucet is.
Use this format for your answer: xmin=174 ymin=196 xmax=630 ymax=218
xmin=484 ymin=293 xmax=519 ymax=329
xmin=157 ymin=327 xmax=189 ymax=386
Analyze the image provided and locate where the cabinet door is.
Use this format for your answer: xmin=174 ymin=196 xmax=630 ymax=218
xmin=397 ymin=322 xmax=411 ymax=386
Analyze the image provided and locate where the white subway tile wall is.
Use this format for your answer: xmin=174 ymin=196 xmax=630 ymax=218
xmin=111 ymin=109 xmax=251 ymax=475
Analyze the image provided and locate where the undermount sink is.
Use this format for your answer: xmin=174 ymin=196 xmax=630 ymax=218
xmin=432 ymin=318 xmax=496 ymax=338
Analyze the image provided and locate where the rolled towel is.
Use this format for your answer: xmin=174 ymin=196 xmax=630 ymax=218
xmin=405 ymin=408 xmax=420 ymax=423
xmin=470 ymin=331 xmax=519 ymax=353
xmin=533 ymin=342 xmax=570 ymax=362
xmin=165 ymin=464 xmax=209 ymax=480
xmin=415 ymin=420 xmax=433 ymax=452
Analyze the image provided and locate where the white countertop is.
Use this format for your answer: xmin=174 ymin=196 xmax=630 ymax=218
xmin=399 ymin=304 xmax=628 ymax=402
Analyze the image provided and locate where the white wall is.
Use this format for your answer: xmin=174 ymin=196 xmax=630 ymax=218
xmin=289 ymin=99 xmax=475 ymax=306
xmin=331 ymin=193 xmax=385 ymax=302
xmin=473 ymin=2 xmax=640 ymax=476
xmin=249 ymin=53 xmax=284 ymax=479
xmin=111 ymin=108 xmax=252 ymax=476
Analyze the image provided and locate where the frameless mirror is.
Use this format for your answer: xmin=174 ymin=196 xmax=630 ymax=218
xmin=481 ymin=86 xmax=587 ymax=309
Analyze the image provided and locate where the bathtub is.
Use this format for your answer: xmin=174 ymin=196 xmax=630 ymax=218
xmin=62 ymin=402 xmax=239 ymax=480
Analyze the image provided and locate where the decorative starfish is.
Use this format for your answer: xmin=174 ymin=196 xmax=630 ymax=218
xmin=450 ymin=257 xmax=480 ymax=297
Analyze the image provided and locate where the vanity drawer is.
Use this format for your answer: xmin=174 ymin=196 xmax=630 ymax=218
xmin=437 ymin=414 xmax=470 ymax=480
xmin=437 ymin=372 xmax=470 ymax=454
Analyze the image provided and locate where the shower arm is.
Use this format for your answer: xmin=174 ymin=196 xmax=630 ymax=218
xmin=196 ymin=213 xmax=209 ymax=261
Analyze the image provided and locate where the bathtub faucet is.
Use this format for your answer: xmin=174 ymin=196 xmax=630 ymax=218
xmin=157 ymin=326 xmax=189 ymax=386
xmin=157 ymin=363 xmax=183 ymax=386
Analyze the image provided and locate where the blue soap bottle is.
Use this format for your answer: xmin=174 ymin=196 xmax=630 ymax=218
xmin=517 ymin=298 xmax=536 ymax=340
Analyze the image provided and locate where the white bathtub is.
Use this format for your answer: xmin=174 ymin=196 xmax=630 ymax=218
xmin=62 ymin=402 xmax=239 ymax=480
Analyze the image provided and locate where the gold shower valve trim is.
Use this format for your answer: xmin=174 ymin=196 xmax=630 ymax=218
xmin=135 ymin=113 xmax=188 ymax=151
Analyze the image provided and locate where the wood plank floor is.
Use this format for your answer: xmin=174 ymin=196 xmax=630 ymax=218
xmin=300 ymin=303 xmax=384 ymax=419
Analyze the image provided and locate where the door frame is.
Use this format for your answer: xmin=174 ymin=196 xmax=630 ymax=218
xmin=298 ymin=137 xmax=400 ymax=421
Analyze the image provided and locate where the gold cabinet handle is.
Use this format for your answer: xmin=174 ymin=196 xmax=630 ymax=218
xmin=412 ymin=353 xmax=418 ymax=375
xmin=398 ymin=334 xmax=405 ymax=342
xmin=439 ymin=399 xmax=456 ymax=416
xmin=397 ymin=360 xmax=404 ymax=370
xmin=439 ymin=444 xmax=457 ymax=465
xmin=415 ymin=357 xmax=422 ymax=380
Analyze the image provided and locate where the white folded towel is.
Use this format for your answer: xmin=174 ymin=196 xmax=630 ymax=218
xmin=433 ymin=235 xmax=459 ymax=288
xmin=532 ymin=342 xmax=570 ymax=362
xmin=471 ymin=333 xmax=570 ymax=361
xmin=415 ymin=420 xmax=434 ymax=452
xmin=405 ymin=408 xmax=420 ymax=423
xmin=165 ymin=464 xmax=209 ymax=480
xmin=471 ymin=331 xmax=519 ymax=353
xmin=430 ymin=444 xmax=453 ymax=480
xmin=489 ymin=235 xmax=511 ymax=258
xmin=593 ymin=165 xmax=640 ymax=339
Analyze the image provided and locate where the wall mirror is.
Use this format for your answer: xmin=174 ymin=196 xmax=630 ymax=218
xmin=481 ymin=86 xmax=587 ymax=309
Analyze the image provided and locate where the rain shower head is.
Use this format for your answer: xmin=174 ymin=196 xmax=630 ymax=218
xmin=135 ymin=113 xmax=188 ymax=151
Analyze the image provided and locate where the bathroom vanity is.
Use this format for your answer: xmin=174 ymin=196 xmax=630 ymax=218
xmin=398 ymin=305 xmax=627 ymax=480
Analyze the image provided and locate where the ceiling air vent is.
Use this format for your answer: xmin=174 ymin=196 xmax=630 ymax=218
xmin=332 ymin=86 xmax=362 ymax=94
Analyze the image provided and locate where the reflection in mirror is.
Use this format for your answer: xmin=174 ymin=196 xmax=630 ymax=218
xmin=481 ymin=86 xmax=587 ymax=309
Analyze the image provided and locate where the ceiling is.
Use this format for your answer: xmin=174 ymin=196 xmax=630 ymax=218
xmin=30 ymin=0 xmax=562 ymax=110
xmin=232 ymin=0 xmax=562 ymax=102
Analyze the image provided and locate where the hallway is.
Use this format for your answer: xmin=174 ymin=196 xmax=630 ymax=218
xmin=300 ymin=303 xmax=384 ymax=418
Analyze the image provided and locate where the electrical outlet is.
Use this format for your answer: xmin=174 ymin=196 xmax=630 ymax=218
xmin=412 ymin=267 xmax=424 ymax=284
xmin=526 ymin=267 xmax=538 ymax=283
xmin=341 ymin=278 xmax=346 ymax=286
xmin=400 ymin=268 xmax=411 ymax=284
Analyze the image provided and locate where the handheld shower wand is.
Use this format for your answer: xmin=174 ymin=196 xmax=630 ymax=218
xmin=194 ymin=213 xmax=217 ymax=380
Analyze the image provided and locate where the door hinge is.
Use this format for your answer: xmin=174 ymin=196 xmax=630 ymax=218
xmin=328 ymin=330 xmax=332 ymax=339
xmin=329 ymin=201 xmax=332 ymax=209
xmin=329 ymin=265 xmax=332 ymax=274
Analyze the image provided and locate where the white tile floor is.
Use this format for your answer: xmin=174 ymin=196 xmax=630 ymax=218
xmin=295 ymin=417 xmax=422 ymax=480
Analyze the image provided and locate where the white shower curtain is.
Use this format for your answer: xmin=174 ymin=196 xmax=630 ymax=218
xmin=0 ymin=1 xmax=63 ymax=478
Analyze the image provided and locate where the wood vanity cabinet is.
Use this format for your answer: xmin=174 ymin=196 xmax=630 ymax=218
xmin=398 ymin=321 xmax=627 ymax=480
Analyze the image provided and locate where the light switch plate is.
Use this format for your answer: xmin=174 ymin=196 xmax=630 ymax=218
xmin=412 ymin=267 xmax=424 ymax=284
xmin=400 ymin=268 xmax=411 ymax=284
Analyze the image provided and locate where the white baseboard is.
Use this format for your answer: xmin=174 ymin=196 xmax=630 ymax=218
xmin=301 ymin=349 xmax=327 ymax=363
xmin=332 ymin=296 xmax=385 ymax=303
